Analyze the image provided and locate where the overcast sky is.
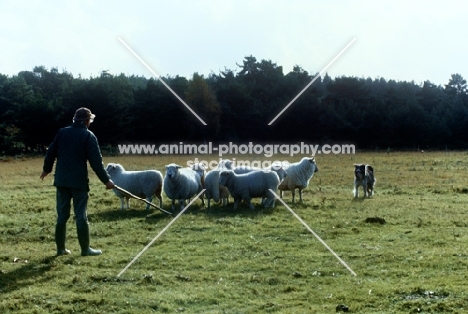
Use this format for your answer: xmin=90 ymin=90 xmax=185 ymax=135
xmin=1 ymin=0 xmax=466 ymax=86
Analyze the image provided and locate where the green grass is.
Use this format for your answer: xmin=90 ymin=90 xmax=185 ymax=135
xmin=1 ymin=151 xmax=468 ymax=313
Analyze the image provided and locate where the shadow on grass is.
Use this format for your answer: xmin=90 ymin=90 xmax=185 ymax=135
xmin=185 ymin=195 xmax=326 ymax=217
xmin=90 ymin=198 xmax=311 ymax=224
xmin=173 ymin=201 xmax=277 ymax=218
xmin=89 ymin=208 xmax=170 ymax=223
xmin=351 ymin=197 xmax=368 ymax=203
xmin=0 ymin=255 xmax=77 ymax=294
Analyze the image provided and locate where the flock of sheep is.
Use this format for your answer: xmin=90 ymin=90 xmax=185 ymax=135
xmin=105 ymin=156 xmax=319 ymax=212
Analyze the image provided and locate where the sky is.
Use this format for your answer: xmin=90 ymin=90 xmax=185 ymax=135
xmin=1 ymin=0 xmax=467 ymax=86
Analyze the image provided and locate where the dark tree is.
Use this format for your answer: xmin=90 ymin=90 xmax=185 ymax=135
xmin=1 ymin=63 xmax=468 ymax=153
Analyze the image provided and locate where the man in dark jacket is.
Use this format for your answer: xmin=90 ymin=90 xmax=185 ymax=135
xmin=40 ymin=107 xmax=115 ymax=256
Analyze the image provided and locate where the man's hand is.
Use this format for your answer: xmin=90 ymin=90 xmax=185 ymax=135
xmin=105 ymin=180 xmax=116 ymax=189
xmin=40 ymin=171 xmax=49 ymax=180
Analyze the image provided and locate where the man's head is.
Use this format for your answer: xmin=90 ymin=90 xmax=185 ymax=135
xmin=73 ymin=107 xmax=95 ymax=125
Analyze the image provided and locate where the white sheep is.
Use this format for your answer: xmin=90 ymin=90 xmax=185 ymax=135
xmin=105 ymin=163 xmax=163 ymax=210
xmin=269 ymin=161 xmax=288 ymax=182
xmin=204 ymin=169 xmax=231 ymax=208
xmin=163 ymin=163 xmax=204 ymax=211
xmin=233 ymin=164 xmax=287 ymax=206
xmin=205 ymin=159 xmax=232 ymax=208
xmin=190 ymin=162 xmax=207 ymax=188
xmin=203 ymin=159 xmax=233 ymax=208
xmin=218 ymin=170 xmax=280 ymax=210
xmin=217 ymin=159 xmax=234 ymax=170
xmin=234 ymin=163 xmax=287 ymax=182
xmin=278 ymin=157 xmax=318 ymax=203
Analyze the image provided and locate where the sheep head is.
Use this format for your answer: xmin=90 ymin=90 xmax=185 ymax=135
xmin=218 ymin=170 xmax=234 ymax=187
xmin=106 ymin=163 xmax=124 ymax=174
xmin=165 ymin=163 xmax=182 ymax=180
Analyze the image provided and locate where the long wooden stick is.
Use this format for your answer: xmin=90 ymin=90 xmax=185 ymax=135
xmin=114 ymin=185 xmax=172 ymax=215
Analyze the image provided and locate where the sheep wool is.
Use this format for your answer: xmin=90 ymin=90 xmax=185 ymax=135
xmin=233 ymin=164 xmax=287 ymax=206
xmin=234 ymin=164 xmax=287 ymax=182
xmin=204 ymin=169 xmax=230 ymax=208
xmin=164 ymin=163 xmax=204 ymax=211
xmin=190 ymin=162 xmax=207 ymax=188
xmin=106 ymin=163 xmax=163 ymax=210
xmin=203 ymin=159 xmax=234 ymax=208
xmin=278 ymin=157 xmax=318 ymax=203
xmin=218 ymin=170 xmax=280 ymax=210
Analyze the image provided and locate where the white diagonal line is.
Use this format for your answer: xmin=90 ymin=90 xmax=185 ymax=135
xmin=269 ymin=189 xmax=357 ymax=276
xmin=117 ymin=189 xmax=206 ymax=277
xmin=268 ymin=38 xmax=356 ymax=125
xmin=118 ymin=37 xmax=207 ymax=126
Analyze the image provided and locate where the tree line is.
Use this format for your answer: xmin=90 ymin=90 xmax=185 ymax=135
xmin=1 ymin=56 xmax=467 ymax=155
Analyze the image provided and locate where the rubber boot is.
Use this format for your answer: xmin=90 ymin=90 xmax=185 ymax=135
xmin=76 ymin=223 xmax=102 ymax=256
xmin=55 ymin=223 xmax=71 ymax=256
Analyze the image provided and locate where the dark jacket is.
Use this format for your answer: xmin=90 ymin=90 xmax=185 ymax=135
xmin=43 ymin=122 xmax=110 ymax=191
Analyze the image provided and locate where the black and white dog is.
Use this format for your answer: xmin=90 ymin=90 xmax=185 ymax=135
xmin=353 ymin=164 xmax=376 ymax=198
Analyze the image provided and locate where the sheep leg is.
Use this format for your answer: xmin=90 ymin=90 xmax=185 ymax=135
xmin=157 ymin=195 xmax=163 ymax=208
xmin=264 ymin=198 xmax=275 ymax=208
xmin=299 ymin=189 xmax=303 ymax=203
xmin=126 ymin=197 xmax=131 ymax=209
xmin=171 ymin=199 xmax=176 ymax=211
xmin=145 ymin=196 xmax=152 ymax=211
xmin=244 ymin=198 xmax=255 ymax=210
xmin=233 ymin=198 xmax=240 ymax=210
xmin=178 ymin=199 xmax=186 ymax=211
xmin=213 ymin=186 xmax=220 ymax=203
xmin=155 ymin=185 xmax=163 ymax=207
xmin=265 ymin=190 xmax=275 ymax=208
xmin=119 ymin=197 xmax=125 ymax=210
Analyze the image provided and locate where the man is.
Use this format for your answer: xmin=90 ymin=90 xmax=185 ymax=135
xmin=40 ymin=107 xmax=115 ymax=256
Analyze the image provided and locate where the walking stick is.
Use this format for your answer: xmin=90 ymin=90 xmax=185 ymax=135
xmin=113 ymin=185 xmax=172 ymax=215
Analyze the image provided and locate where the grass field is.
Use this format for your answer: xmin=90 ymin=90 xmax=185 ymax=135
xmin=1 ymin=151 xmax=468 ymax=313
